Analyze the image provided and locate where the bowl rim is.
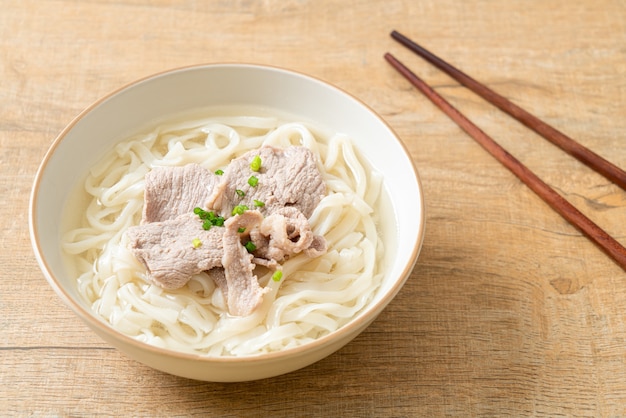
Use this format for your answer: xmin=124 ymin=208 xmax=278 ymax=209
xmin=29 ymin=62 xmax=425 ymax=364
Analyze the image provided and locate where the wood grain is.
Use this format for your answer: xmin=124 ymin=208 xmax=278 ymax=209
xmin=385 ymin=51 xmax=626 ymax=272
xmin=2 ymin=0 xmax=626 ymax=416
xmin=390 ymin=29 xmax=626 ymax=191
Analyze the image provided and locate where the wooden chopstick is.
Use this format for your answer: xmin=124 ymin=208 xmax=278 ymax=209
xmin=390 ymin=30 xmax=626 ymax=191
xmin=383 ymin=51 xmax=626 ymax=272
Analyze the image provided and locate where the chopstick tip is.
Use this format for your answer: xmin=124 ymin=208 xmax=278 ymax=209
xmin=384 ymin=52 xmax=400 ymax=67
xmin=390 ymin=30 xmax=403 ymax=41
xmin=383 ymin=52 xmax=398 ymax=66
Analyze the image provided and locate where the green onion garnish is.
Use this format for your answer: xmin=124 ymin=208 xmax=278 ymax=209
xmin=248 ymin=175 xmax=258 ymax=187
xmin=253 ymin=199 xmax=265 ymax=207
xmin=231 ymin=205 xmax=249 ymax=216
xmin=244 ymin=241 xmax=257 ymax=252
xmin=237 ymin=227 xmax=246 ymax=233
xmin=215 ymin=169 xmax=224 ymax=175
xmin=272 ymin=270 xmax=283 ymax=282
xmin=192 ymin=238 xmax=202 ymax=249
xmin=250 ymin=155 xmax=262 ymax=172
xmin=235 ymin=189 xmax=245 ymax=197
xmin=194 ymin=207 xmax=225 ymax=230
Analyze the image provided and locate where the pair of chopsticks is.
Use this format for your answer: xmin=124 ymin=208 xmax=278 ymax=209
xmin=385 ymin=30 xmax=626 ymax=271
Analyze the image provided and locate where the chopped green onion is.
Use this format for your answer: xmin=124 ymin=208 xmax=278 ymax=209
xmin=231 ymin=205 xmax=249 ymax=216
xmin=235 ymin=189 xmax=245 ymax=197
xmin=248 ymin=175 xmax=259 ymax=187
xmin=237 ymin=227 xmax=246 ymax=233
xmin=194 ymin=207 xmax=225 ymax=229
xmin=244 ymin=241 xmax=257 ymax=252
xmin=253 ymin=199 xmax=265 ymax=207
xmin=192 ymin=238 xmax=202 ymax=249
xmin=250 ymin=155 xmax=262 ymax=172
xmin=215 ymin=169 xmax=224 ymax=175
xmin=272 ymin=270 xmax=283 ymax=282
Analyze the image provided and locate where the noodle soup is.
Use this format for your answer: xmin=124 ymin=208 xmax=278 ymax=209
xmin=62 ymin=106 xmax=387 ymax=357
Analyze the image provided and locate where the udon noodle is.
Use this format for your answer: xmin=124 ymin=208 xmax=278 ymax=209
xmin=62 ymin=108 xmax=385 ymax=356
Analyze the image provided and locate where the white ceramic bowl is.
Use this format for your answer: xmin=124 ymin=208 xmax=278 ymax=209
xmin=29 ymin=63 xmax=425 ymax=382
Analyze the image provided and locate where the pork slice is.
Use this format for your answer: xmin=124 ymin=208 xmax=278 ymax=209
xmin=206 ymin=146 xmax=326 ymax=219
xmin=126 ymin=213 xmax=223 ymax=289
xmin=143 ymin=164 xmax=218 ymax=223
xmin=304 ymin=235 xmax=327 ymax=258
xmin=221 ymin=211 xmax=268 ymax=316
xmin=250 ymin=206 xmax=326 ymax=263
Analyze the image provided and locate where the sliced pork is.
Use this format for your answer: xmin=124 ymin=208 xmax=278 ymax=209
xmin=142 ymin=163 xmax=219 ymax=223
xmin=251 ymin=207 xmax=323 ymax=263
xmin=126 ymin=213 xmax=223 ymax=289
xmin=206 ymin=146 xmax=326 ymax=218
xmin=222 ymin=211 xmax=267 ymax=316
xmin=126 ymin=145 xmax=328 ymax=316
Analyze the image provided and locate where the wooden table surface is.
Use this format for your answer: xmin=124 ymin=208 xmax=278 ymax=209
xmin=3 ymin=0 xmax=626 ymax=416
